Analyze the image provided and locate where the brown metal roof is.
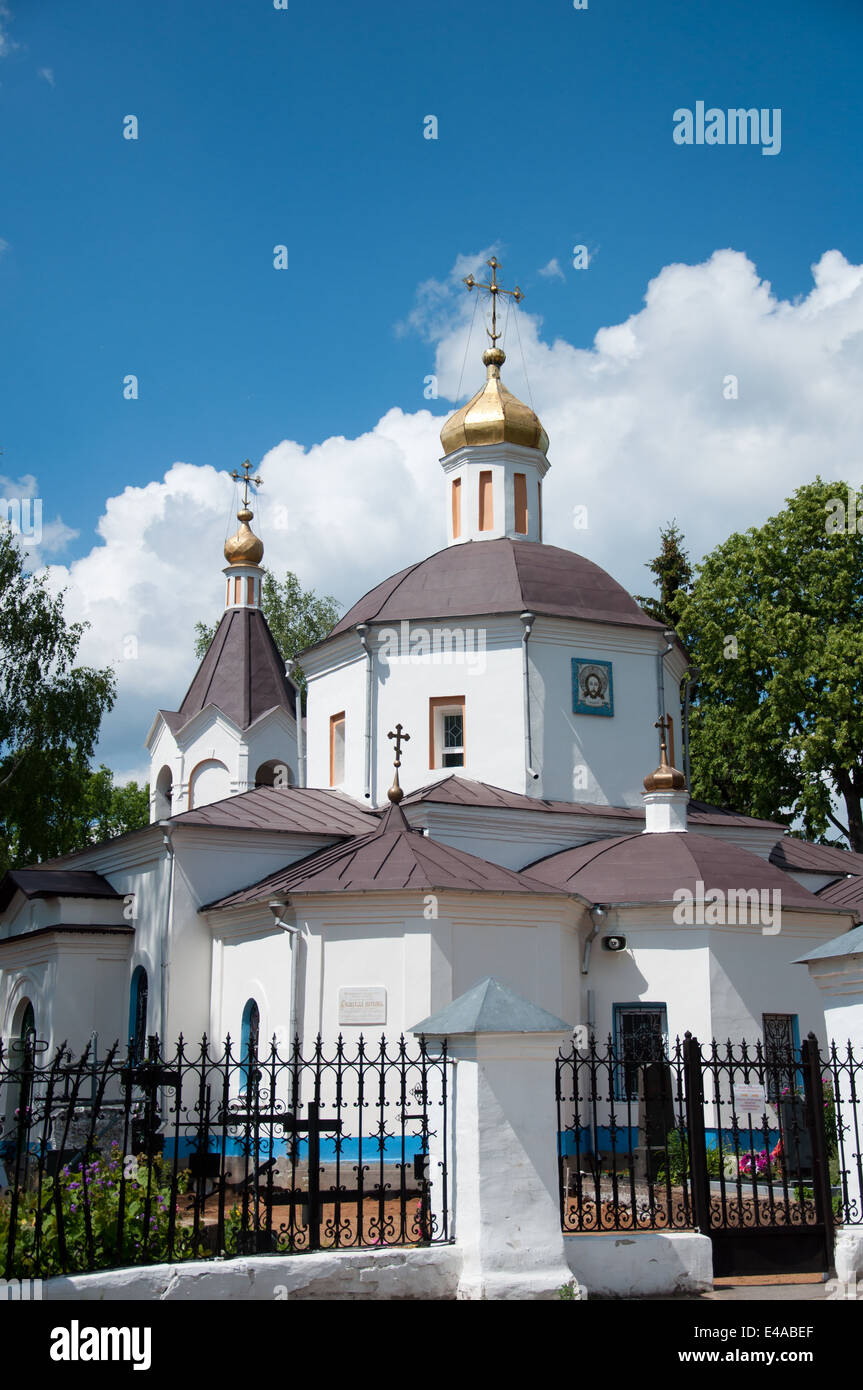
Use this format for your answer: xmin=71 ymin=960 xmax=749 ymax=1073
xmin=324 ymin=540 xmax=663 ymax=640
xmin=0 ymin=869 xmax=122 ymax=913
xmin=0 ymin=924 xmax=134 ymax=948
xmin=769 ymin=837 xmax=863 ymax=877
xmin=204 ymin=802 xmax=573 ymax=909
xmin=167 ymin=607 xmax=296 ymax=732
xmin=524 ymin=831 xmax=832 ymax=912
xmin=815 ymin=875 xmax=863 ymax=913
xmin=399 ymin=775 xmax=785 ymax=829
xmin=170 ymin=786 xmax=379 ymax=836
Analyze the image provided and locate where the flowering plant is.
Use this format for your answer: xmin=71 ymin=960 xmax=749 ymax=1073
xmin=0 ymin=1140 xmax=212 ymax=1278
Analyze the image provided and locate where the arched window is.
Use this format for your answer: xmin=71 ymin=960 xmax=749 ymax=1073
xmin=154 ymin=765 xmax=173 ymax=820
xmin=254 ymin=759 xmax=293 ymax=789
xmin=129 ymin=967 xmax=148 ymax=1062
xmin=188 ymin=758 xmax=230 ymax=809
xmin=11 ymin=998 xmax=35 ymax=1058
xmin=240 ymin=998 xmax=260 ymax=1094
xmin=18 ymin=1000 xmax=34 ymax=1041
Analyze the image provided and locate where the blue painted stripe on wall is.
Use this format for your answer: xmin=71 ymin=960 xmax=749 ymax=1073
xmin=559 ymin=1128 xmax=781 ymax=1156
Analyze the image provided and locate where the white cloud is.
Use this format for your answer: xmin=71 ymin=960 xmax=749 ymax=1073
xmin=0 ymin=3 xmax=16 ymax=58
xmin=0 ymin=472 xmax=77 ymax=566
xmin=38 ymin=66 xmax=54 ymax=86
xmin=538 ymin=258 xmax=565 ymax=282
xmin=39 ymin=245 xmax=863 ymax=780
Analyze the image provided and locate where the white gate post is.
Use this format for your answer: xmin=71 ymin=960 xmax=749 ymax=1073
xmin=412 ymin=977 xmax=578 ymax=1300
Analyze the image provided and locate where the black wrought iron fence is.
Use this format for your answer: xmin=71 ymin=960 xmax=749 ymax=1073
xmin=556 ymin=1033 xmax=863 ymax=1243
xmin=0 ymin=1031 xmax=452 ymax=1280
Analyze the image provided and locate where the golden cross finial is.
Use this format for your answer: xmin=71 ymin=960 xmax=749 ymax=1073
xmin=230 ymin=458 xmax=263 ymax=510
xmin=387 ymin=724 xmax=410 ymax=804
xmin=463 ymin=256 xmax=524 ymax=347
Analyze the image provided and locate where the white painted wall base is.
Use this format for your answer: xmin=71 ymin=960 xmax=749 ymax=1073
xmin=41 ymin=1246 xmax=462 ymax=1302
xmin=564 ymin=1232 xmax=713 ymax=1298
xmin=834 ymin=1228 xmax=863 ymax=1286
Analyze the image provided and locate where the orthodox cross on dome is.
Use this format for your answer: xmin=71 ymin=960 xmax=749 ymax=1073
xmin=230 ymin=458 xmax=263 ymax=510
xmin=462 ymin=256 xmax=524 ymax=347
xmin=387 ymin=723 xmax=410 ymax=804
xmin=655 ymin=714 xmax=672 ymax=750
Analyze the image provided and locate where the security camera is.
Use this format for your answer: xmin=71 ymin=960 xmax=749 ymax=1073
xmin=602 ymin=935 xmax=627 ymax=952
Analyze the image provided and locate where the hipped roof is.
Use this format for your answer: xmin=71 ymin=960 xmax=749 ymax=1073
xmin=204 ymin=801 xmax=576 ymax=910
xmin=525 ymin=831 xmax=835 ymax=912
xmin=162 ymin=607 xmax=296 ymax=734
xmin=0 ymin=869 xmax=122 ymax=913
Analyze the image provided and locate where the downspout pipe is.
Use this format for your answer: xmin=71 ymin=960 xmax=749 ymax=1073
xmin=357 ymin=623 xmax=373 ymax=801
xmin=682 ymin=665 xmax=700 ymax=792
xmin=269 ymin=899 xmax=301 ymax=1055
xmin=656 ymin=629 xmax=675 ymax=729
xmin=157 ymin=822 xmax=176 ymax=1048
xmin=581 ymin=905 xmax=606 ymax=976
xmin=520 ymin=611 xmax=540 ymax=783
xmin=288 ymin=663 xmax=305 ymax=788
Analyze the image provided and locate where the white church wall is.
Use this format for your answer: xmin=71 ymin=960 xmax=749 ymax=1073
xmin=373 ymin=625 xmax=525 ymax=801
xmin=211 ymin=919 xmax=292 ymax=1053
xmin=528 ymin=619 xmax=686 ymax=807
xmin=0 ymin=933 xmax=132 ymax=1058
xmin=581 ymin=905 xmax=856 ymax=1051
xmin=304 ymin=609 xmax=689 ymax=810
xmin=304 ymin=645 xmax=368 ymax=799
xmin=243 ymin=710 xmax=298 ymax=788
xmin=707 ymin=913 xmax=854 ymax=1048
xmin=583 ymin=913 xmax=715 ymax=1045
xmin=247 ymin=892 xmax=580 ymax=1052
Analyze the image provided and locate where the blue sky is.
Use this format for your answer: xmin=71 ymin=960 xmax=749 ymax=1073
xmin=2 ymin=0 xmax=863 ymax=776
xmin=2 ymin=0 xmax=861 ymax=542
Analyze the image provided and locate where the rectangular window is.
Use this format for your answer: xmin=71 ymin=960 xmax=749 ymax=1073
xmin=329 ymin=712 xmax=346 ymax=786
xmin=613 ymin=1003 xmax=668 ymax=1101
xmin=233 ymin=576 xmax=242 ymax=605
xmin=762 ymin=1013 xmax=799 ymax=1101
xmin=451 ymin=478 xmax=462 ymax=539
xmin=514 ymin=472 xmax=528 ymax=534
xmin=478 ymin=471 xmax=493 ymax=532
xmin=537 ymin=480 xmax=542 ymax=541
xmin=429 ymin=696 xmax=465 ymax=769
xmin=246 ymin=576 xmax=255 ymax=606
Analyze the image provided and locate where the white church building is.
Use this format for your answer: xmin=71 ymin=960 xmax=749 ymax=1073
xmin=2 ymin=288 xmax=862 ymax=1067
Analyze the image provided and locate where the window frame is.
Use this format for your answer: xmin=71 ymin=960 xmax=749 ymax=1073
xmin=428 ymin=696 xmax=466 ymax=770
xmin=329 ymin=711 xmax=346 ymax=786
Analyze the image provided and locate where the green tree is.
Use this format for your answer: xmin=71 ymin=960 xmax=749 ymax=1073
xmin=636 ymin=520 xmax=693 ymax=628
xmin=0 ymin=526 xmax=118 ymax=871
xmin=195 ymin=568 xmax=341 ymax=702
xmin=81 ymin=765 xmax=150 ymax=843
xmin=676 ymin=478 xmax=863 ymax=850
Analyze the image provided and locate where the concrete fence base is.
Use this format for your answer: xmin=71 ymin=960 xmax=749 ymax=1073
xmin=565 ymin=1232 xmax=713 ymax=1298
xmin=42 ymin=1246 xmax=462 ymax=1302
xmin=39 ymin=1231 xmax=718 ymax=1301
xmin=835 ymin=1228 xmax=863 ymax=1287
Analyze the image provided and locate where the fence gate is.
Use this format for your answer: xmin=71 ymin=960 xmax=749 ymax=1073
xmin=683 ymin=1033 xmax=834 ymax=1278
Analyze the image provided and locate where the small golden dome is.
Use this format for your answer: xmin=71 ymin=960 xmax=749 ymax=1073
xmin=224 ymin=507 xmax=264 ymax=566
xmin=643 ymin=736 xmax=687 ymax=793
xmin=440 ymin=347 xmax=549 ymax=457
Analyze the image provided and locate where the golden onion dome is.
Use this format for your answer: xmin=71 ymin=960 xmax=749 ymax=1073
xmin=643 ymin=739 xmax=687 ymax=793
xmin=224 ymin=507 xmax=264 ymax=566
xmin=440 ymin=347 xmax=549 ymax=457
